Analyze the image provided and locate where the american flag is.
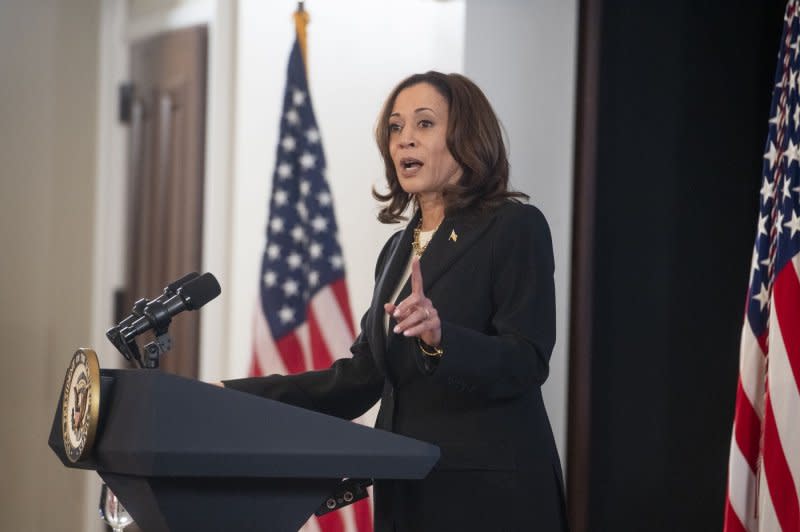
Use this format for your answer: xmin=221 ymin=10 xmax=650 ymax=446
xmin=249 ymin=38 xmax=373 ymax=532
xmin=725 ymin=1 xmax=800 ymax=530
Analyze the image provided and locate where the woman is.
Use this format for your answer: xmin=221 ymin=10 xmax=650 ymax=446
xmin=223 ymin=71 xmax=567 ymax=531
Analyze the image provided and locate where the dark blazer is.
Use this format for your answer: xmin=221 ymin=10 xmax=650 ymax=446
xmin=224 ymin=201 xmax=567 ymax=532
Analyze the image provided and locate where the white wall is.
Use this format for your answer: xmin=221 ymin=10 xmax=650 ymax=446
xmin=226 ymin=0 xmax=466 ymax=378
xmin=465 ymin=0 xmax=578 ymax=468
xmin=0 ymin=1 xmax=100 ymax=530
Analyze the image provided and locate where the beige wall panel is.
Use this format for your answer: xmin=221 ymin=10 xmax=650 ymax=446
xmin=0 ymin=1 xmax=100 ymax=530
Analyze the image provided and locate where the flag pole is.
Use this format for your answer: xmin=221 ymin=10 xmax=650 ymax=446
xmin=294 ymin=1 xmax=310 ymax=72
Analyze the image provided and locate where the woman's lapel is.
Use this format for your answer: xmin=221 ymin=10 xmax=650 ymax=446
xmin=373 ymin=210 xmax=420 ymax=312
xmin=366 ymin=210 xmax=420 ymax=372
xmin=417 ymin=209 xmax=498 ymax=294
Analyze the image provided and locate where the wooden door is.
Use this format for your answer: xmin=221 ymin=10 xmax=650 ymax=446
xmin=122 ymin=26 xmax=207 ymax=378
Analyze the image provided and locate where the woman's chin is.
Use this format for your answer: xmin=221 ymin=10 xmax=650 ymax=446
xmin=398 ymin=180 xmax=425 ymax=195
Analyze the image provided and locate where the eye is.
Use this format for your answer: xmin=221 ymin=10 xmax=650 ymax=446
xmin=418 ymin=119 xmax=433 ymax=128
xmin=388 ymin=123 xmax=402 ymax=134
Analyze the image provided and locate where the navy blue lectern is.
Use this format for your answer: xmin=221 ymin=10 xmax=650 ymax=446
xmin=49 ymin=369 xmax=439 ymax=532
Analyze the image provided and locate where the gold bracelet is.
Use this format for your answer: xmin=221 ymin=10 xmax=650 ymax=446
xmin=417 ymin=338 xmax=444 ymax=358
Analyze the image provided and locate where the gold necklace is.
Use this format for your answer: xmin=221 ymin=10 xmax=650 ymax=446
xmin=412 ymin=218 xmax=440 ymax=257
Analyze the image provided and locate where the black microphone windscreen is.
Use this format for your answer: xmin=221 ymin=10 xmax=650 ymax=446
xmin=178 ymin=272 xmax=221 ymax=310
xmin=165 ymin=271 xmax=200 ymax=294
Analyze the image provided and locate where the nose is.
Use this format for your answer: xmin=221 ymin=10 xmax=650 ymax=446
xmin=398 ymin=128 xmax=416 ymax=148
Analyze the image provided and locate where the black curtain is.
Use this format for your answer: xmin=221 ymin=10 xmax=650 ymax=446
xmin=572 ymin=1 xmax=787 ymax=530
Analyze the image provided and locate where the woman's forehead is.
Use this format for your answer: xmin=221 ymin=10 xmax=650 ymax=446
xmin=392 ymin=83 xmax=448 ymax=115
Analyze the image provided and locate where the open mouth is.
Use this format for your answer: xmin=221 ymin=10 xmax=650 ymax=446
xmin=400 ymin=157 xmax=424 ymax=173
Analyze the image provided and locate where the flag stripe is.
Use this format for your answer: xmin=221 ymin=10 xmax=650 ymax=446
xmin=353 ymin=498 xmax=373 ymax=531
xmin=757 ymin=467 xmax=782 ymax=532
xmin=767 ymin=263 xmax=800 ymax=523
xmin=733 ymin=378 xmax=761 ymax=473
xmin=727 ymin=437 xmax=758 ymax=531
xmin=723 ymin=492 xmax=747 ymax=532
xmin=253 ymin=300 xmax=289 ymax=376
xmin=298 ymin=322 xmax=316 ymax=372
xmin=308 ymin=305 xmax=336 ymax=370
xmin=739 ymin=322 xmax=766 ymax=420
xmin=339 ymin=505 xmax=358 ymax=532
xmin=299 ymin=517 xmax=322 ymax=532
xmin=773 ymin=261 xmax=800 ymax=396
xmin=249 ymin=352 xmax=262 ymax=377
xmin=331 ymin=277 xmax=356 ymax=338
xmin=316 ymin=507 xmax=347 ymax=532
xmin=276 ymin=332 xmax=307 ymax=374
xmin=762 ymin=392 xmax=800 ymax=530
xmin=311 ymin=284 xmax=356 ymax=357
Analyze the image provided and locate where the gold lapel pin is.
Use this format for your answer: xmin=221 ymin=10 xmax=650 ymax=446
xmin=449 ymin=229 xmax=458 ymax=242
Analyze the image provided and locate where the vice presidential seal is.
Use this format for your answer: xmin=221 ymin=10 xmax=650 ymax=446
xmin=61 ymin=348 xmax=100 ymax=463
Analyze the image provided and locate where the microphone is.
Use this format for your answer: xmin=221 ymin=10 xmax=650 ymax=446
xmin=159 ymin=271 xmax=201 ymax=300
xmin=106 ymin=272 xmax=201 ymax=359
xmin=114 ymin=272 xmax=200 ymax=330
xmin=120 ymin=272 xmax=221 ymax=342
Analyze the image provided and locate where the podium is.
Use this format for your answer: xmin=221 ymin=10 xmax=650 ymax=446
xmin=49 ymin=369 xmax=440 ymax=531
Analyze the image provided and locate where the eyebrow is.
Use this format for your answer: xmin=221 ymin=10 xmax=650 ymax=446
xmin=390 ymin=107 xmax=436 ymax=117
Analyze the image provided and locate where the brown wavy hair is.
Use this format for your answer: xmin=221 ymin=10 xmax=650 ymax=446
xmin=373 ymin=71 xmax=527 ymax=223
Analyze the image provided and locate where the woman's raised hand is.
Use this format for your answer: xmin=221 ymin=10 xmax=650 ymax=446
xmin=384 ymin=257 xmax=442 ymax=347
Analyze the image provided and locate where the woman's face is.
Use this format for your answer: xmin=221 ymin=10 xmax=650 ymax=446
xmin=388 ymin=83 xmax=462 ymax=197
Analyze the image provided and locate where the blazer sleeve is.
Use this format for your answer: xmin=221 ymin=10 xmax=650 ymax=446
xmin=426 ymin=204 xmax=556 ymax=400
xmin=221 ymin=233 xmax=400 ymax=420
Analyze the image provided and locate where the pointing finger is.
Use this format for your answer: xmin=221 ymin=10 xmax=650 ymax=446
xmin=411 ymin=256 xmax=424 ymax=296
